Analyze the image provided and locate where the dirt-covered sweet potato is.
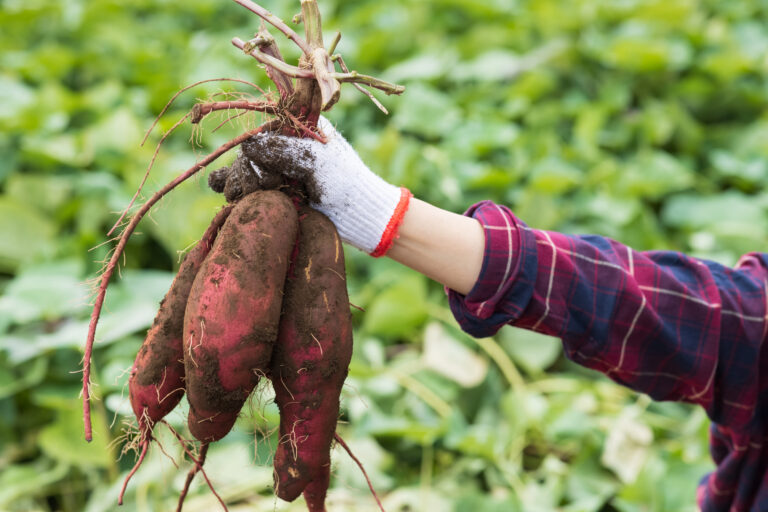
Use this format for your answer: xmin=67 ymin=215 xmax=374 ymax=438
xmin=129 ymin=206 xmax=232 ymax=436
xmin=183 ymin=190 xmax=298 ymax=442
xmin=270 ymin=207 xmax=353 ymax=511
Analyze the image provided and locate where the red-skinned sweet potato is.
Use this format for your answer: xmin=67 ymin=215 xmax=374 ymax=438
xmin=120 ymin=206 xmax=233 ymax=506
xmin=183 ymin=190 xmax=298 ymax=443
xmin=270 ymin=207 xmax=353 ymax=511
xmin=129 ymin=205 xmax=233 ymax=436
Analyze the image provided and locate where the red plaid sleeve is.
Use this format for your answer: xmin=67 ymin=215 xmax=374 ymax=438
xmin=447 ymin=201 xmax=768 ymax=511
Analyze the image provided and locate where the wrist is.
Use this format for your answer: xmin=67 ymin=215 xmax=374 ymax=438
xmin=387 ymin=198 xmax=485 ymax=294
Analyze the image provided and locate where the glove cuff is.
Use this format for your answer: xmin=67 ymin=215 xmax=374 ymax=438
xmin=317 ymin=175 xmax=412 ymax=256
xmin=370 ymin=187 xmax=412 ymax=257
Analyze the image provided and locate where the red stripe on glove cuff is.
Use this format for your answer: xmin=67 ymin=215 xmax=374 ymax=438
xmin=371 ymin=187 xmax=413 ymax=258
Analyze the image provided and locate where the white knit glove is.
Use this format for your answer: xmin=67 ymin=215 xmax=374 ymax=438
xmin=242 ymin=117 xmax=412 ymax=256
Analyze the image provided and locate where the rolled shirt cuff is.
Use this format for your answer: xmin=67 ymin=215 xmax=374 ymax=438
xmin=447 ymin=201 xmax=539 ymax=338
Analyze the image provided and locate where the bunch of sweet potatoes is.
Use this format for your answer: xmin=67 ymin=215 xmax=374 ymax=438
xmin=89 ymin=2 xmax=404 ymax=508
xmin=125 ymin=187 xmax=353 ymax=511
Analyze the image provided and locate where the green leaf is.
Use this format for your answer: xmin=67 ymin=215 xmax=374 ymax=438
xmin=453 ymin=50 xmax=532 ymax=82
xmin=83 ymin=107 xmax=144 ymax=155
xmin=0 ymin=196 xmax=56 ymax=272
xmin=393 ymin=84 xmax=461 ymax=139
xmin=445 ymin=423 xmax=501 ymax=460
xmin=31 ymin=384 xmax=86 ymax=411
xmin=423 ymin=322 xmax=488 ymax=388
xmin=582 ymin=193 xmax=640 ymax=227
xmin=498 ymin=327 xmax=562 ymax=374
xmin=21 ymin=132 xmax=91 ymax=167
xmin=0 ymin=356 xmax=47 ymax=399
xmin=446 ymin=120 xmax=520 ymax=157
xmin=0 ymin=461 xmax=69 ymax=508
xmin=527 ymin=157 xmax=583 ymax=195
xmin=601 ymin=415 xmax=653 ymax=484
xmin=145 ymin=187 xmax=227 ymax=260
xmin=2 ymin=270 xmax=171 ymax=363
xmin=603 ymin=32 xmax=692 ymax=72
xmin=0 ymin=75 xmax=35 ymax=122
xmin=91 ymin=270 xmax=174 ymax=345
xmin=631 ymin=0 xmax=697 ymax=24
xmin=38 ymin=407 xmax=112 ymax=468
xmin=700 ymin=50 xmax=754 ymax=80
xmin=363 ymin=274 xmax=429 ymax=338
xmin=104 ymin=269 xmax=174 ymax=307
xmin=620 ymin=151 xmax=695 ymax=199
xmin=333 ymin=436 xmax=394 ymax=492
xmin=363 ymin=411 xmax=445 ymax=444
xmin=546 ymin=407 xmax=594 ymax=441
xmin=377 ymin=487 xmax=453 ymax=512
xmin=384 ymin=51 xmax=456 ymax=82
xmin=4 ymin=173 xmax=76 ymax=215
xmin=710 ymin=150 xmax=768 ymax=186
xmin=0 ymin=261 xmax=87 ymax=325
xmin=662 ymin=191 xmax=767 ymax=233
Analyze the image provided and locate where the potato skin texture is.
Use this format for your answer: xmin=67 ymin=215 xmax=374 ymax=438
xmin=128 ymin=206 xmax=232 ymax=434
xmin=183 ymin=191 xmax=298 ymax=443
xmin=270 ymin=207 xmax=353 ymax=508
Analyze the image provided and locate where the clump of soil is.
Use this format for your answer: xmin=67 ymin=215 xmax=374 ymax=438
xmin=208 ymin=167 xmax=229 ymax=194
xmin=209 ymin=134 xmax=322 ymax=205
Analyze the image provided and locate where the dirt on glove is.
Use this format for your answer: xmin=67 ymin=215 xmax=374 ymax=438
xmin=209 ymin=135 xmax=322 ymax=204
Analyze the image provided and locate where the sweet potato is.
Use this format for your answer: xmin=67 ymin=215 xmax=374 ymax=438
xmin=183 ymin=190 xmax=298 ymax=442
xmin=270 ymin=207 xmax=353 ymax=511
xmin=129 ymin=205 xmax=233 ymax=436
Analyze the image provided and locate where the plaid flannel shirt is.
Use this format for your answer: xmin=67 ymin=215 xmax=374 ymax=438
xmin=447 ymin=201 xmax=768 ymax=511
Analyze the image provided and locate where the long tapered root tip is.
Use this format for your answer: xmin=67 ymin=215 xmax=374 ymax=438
xmin=84 ymin=401 xmax=93 ymax=442
xmin=176 ymin=443 xmax=210 ymax=512
xmin=334 ymin=433 xmax=386 ymax=512
xmin=118 ymin=440 xmax=149 ymax=505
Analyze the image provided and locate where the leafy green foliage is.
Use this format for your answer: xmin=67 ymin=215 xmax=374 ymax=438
xmin=1 ymin=0 xmax=766 ymax=510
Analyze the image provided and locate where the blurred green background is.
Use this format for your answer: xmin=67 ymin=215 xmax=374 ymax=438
xmin=1 ymin=0 xmax=767 ymax=510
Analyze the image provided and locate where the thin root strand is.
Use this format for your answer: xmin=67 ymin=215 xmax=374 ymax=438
xmin=163 ymin=422 xmax=228 ymax=512
xmin=118 ymin=439 xmax=149 ymax=505
xmin=334 ymin=433 xmax=386 ymax=512
xmin=107 ymin=112 xmax=192 ymax=237
xmin=176 ymin=443 xmax=210 ymax=512
xmin=191 ymin=100 xmax=279 ymax=124
xmin=141 ymin=78 xmax=265 ymax=146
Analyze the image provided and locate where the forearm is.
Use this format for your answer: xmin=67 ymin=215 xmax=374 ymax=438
xmin=443 ymin=200 xmax=768 ymax=429
xmin=386 ymin=198 xmax=486 ymax=295
xmin=520 ymin=231 xmax=768 ymax=429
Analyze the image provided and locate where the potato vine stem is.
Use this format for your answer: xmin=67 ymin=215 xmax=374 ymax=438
xmin=231 ymin=0 xmax=311 ymax=56
xmin=232 ymin=38 xmax=405 ymax=97
xmin=232 ymin=37 xmax=314 ymax=79
xmin=334 ymin=71 xmax=406 ymax=95
xmin=334 ymin=54 xmax=388 ymax=114
xmin=250 ymin=21 xmax=295 ymax=98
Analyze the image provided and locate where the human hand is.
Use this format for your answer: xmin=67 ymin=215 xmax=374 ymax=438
xmin=210 ymin=117 xmax=411 ymax=256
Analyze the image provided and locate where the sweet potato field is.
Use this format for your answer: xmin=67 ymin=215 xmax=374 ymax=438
xmin=2 ymin=0 xmax=767 ymax=511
